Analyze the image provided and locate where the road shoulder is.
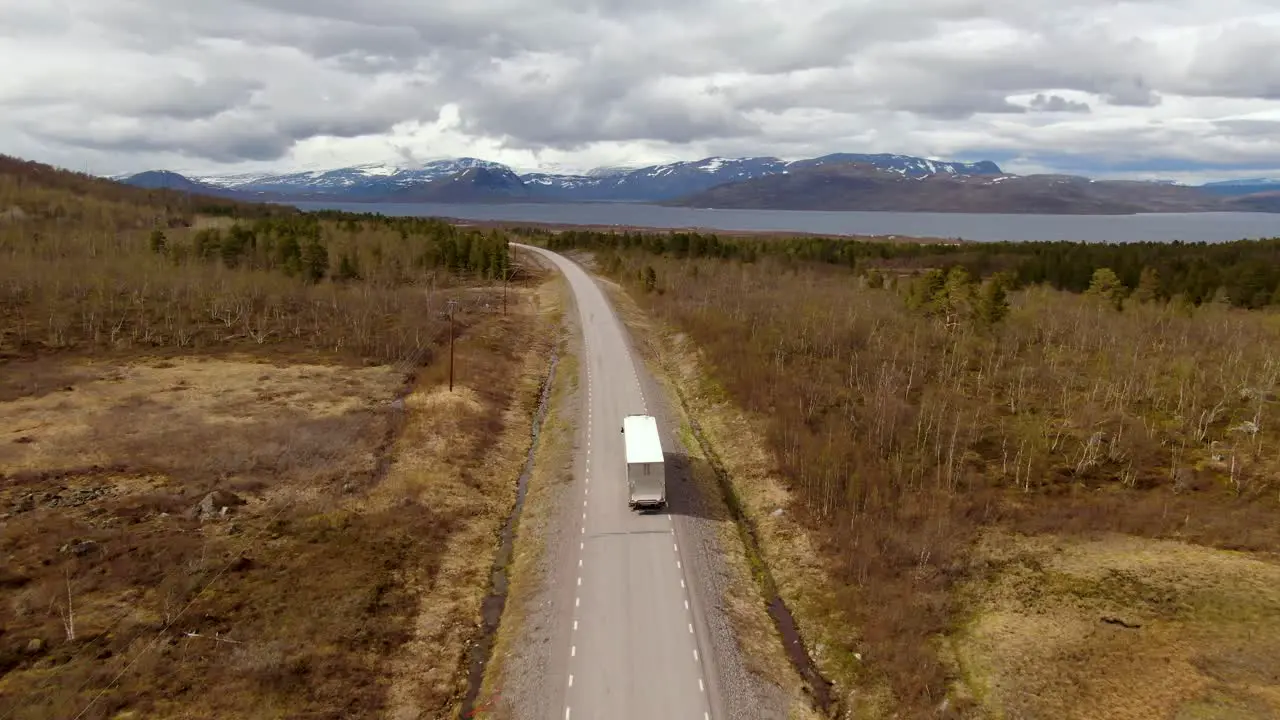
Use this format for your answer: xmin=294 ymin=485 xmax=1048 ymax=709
xmin=478 ymin=269 xmax=581 ymax=720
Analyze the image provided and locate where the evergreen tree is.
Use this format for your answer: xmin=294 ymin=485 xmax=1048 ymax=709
xmin=1086 ymin=267 xmax=1126 ymax=310
xmin=941 ymin=266 xmax=973 ymax=318
xmin=301 ymin=237 xmax=329 ymax=283
xmin=277 ymin=234 xmax=302 ymax=276
xmin=335 ymin=253 xmax=361 ymax=282
xmin=1133 ymin=266 xmax=1161 ymax=303
xmin=906 ymin=268 xmax=947 ymax=312
xmin=975 ymin=278 xmax=1010 ymax=327
xmin=193 ymin=228 xmax=221 ymax=260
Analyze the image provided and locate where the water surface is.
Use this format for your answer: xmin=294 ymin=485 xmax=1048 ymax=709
xmin=288 ymin=201 xmax=1280 ymax=243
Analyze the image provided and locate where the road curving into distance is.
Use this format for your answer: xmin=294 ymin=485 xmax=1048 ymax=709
xmin=514 ymin=243 xmax=723 ymax=720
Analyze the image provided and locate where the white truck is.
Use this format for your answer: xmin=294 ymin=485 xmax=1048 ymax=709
xmin=621 ymin=414 xmax=666 ymax=510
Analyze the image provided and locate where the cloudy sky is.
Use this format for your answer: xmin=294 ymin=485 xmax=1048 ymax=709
xmin=1 ymin=0 xmax=1279 ymax=183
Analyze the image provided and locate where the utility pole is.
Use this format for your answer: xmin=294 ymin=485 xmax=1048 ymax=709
xmin=446 ymin=299 xmax=459 ymax=391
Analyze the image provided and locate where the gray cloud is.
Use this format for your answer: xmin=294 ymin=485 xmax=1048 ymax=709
xmin=1 ymin=0 xmax=1278 ymax=177
xmin=1028 ymin=94 xmax=1092 ymax=113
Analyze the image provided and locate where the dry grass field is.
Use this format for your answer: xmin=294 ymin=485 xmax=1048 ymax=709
xmin=0 ymin=155 xmax=557 ymax=719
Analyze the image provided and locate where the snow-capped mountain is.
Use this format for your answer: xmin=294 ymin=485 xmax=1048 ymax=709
xmin=119 ymin=152 xmax=1007 ymax=204
xmin=584 ymin=164 xmax=646 ymax=178
xmin=512 ymin=153 xmax=1005 ymax=201
xmin=189 ymin=158 xmax=509 ymax=199
xmin=111 ymin=169 xmax=239 ymax=197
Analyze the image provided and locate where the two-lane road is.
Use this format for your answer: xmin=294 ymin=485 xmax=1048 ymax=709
xmin=517 ymin=244 xmax=717 ymax=720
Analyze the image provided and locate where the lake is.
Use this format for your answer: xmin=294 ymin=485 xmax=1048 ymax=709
xmin=287 ymin=201 xmax=1280 ymax=244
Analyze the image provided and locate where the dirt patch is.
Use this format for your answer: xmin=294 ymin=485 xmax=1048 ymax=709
xmin=0 ymin=357 xmax=400 ymax=485
xmin=0 ymin=356 xmax=412 ymax=719
xmin=951 ymin=531 xmax=1280 ymax=720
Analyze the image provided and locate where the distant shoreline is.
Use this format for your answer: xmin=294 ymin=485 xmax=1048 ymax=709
xmin=439 ymin=217 xmax=963 ymax=244
xmin=284 ymin=200 xmax=1280 ymax=243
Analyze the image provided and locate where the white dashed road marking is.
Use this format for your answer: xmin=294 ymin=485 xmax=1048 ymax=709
xmin=538 ymin=259 xmax=716 ymax=720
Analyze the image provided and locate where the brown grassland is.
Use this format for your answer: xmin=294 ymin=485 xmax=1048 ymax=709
xmin=568 ymin=244 xmax=1280 ymax=720
xmin=0 ymin=157 xmax=555 ymax=719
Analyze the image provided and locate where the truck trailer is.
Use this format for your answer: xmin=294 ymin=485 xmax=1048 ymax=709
xmin=620 ymin=414 xmax=666 ymax=510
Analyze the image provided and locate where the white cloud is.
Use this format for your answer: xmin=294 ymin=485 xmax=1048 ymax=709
xmin=0 ymin=0 xmax=1278 ymax=182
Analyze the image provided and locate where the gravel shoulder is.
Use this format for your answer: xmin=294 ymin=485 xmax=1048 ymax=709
xmin=479 ymin=269 xmax=581 ymax=720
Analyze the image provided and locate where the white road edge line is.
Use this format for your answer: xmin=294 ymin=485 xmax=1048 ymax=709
xmin=569 ymin=675 xmax=574 ymax=687
xmin=694 ymin=649 xmax=699 ymax=661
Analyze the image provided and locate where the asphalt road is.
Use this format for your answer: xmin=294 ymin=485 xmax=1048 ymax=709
xmin=516 ymin=244 xmax=718 ymax=720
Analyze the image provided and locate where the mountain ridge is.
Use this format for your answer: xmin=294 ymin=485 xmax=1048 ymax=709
xmin=665 ymin=162 xmax=1255 ymax=214
xmin=123 ymin=152 xmax=1005 ymax=204
xmin=115 ymin=152 xmax=1280 ymax=214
